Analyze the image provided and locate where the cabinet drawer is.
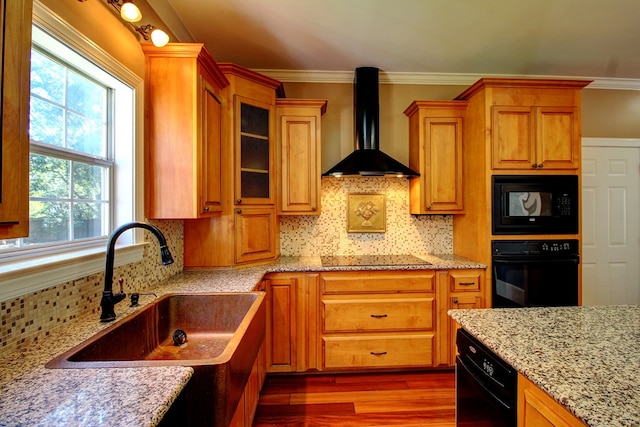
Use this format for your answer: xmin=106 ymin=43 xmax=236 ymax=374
xmin=449 ymin=271 xmax=481 ymax=292
xmin=321 ymin=272 xmax=435 ymax=294
xmin=323 ymin=297 xmax=435 ymax=332
xmin=323 ymin=334 xmax=434 ymax=369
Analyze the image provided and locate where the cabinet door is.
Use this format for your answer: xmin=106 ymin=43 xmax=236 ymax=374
xmin=449 ymin=294 xmax=482 ymax=366
xmin=423 ymin=117 xmax=464 ymax=212
xmin=536 ymin=107 xmax=580 ymax=170
xmin=234 ymin=206 xmax=277 ymax=264
xmin=277 ymin=100 xmax=326 ymax=215
xmin=263 ymin=276 xmax=297 ymax=372
xmin=235 ymin=96 xmax=275 ymax=205
xmin=200 ymin=76 xmax=223 ymax=214
xmin=0 ymin=0 xmax=31 ymax=238
xmin=492 ymin=106 xmax=535 ymax=170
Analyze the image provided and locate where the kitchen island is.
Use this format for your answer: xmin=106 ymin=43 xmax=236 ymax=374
xmin=449 ymin=305 xmax=640 ymax=427
xmin=0 ymin=254 xmax=482 ymax=427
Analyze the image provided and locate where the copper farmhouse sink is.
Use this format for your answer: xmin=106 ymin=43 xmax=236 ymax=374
xmin=47 ymin=292 xmax=266 ymax=427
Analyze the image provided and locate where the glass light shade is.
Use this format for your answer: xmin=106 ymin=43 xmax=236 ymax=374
xmin=150 ymin=29 xmax=170 ymax=47
xmin=120 ymin=1 xmax=142 ymax=22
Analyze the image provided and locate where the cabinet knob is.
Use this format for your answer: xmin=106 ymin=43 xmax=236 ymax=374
xmin=453 ymin=297 xmax=459 ymax=304
xmin=236 ymin=209 xmax=242 ymax=214
xmin=427 ymin=205 xmax=432 ymax=210
xmin=236 ymin=199 xmax=242 ymax=204
xmin=311 ymin=207 xmax=317 ymax=212
xmin=538 ymin=163 xmax=544 ymax=168
xmin=202 ymin=206 xmax=209 ymax=213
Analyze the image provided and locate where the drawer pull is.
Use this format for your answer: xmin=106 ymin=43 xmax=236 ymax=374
xmin=459 ymin=282 xmax=476 ymax=286
xmin=370 ymin=351 xmax=387 ymax=356
xmin=370 ymin=314 xmax=388 ymax=318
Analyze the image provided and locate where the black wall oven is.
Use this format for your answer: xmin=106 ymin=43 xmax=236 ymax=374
xmin=492 ymin=239 xmax=579 ymax=308
xmin=492 ymin=175 xmax=579 ymax=235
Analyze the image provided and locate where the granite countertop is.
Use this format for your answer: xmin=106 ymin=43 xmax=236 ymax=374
xmin=0 ymin=254 xmax=483 ymax=426
xmin=449 ymin=305 xmax=640 ymax=427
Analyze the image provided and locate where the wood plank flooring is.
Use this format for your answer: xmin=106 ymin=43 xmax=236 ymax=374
xmin=252 ymin=370 xmax=455 ymax=427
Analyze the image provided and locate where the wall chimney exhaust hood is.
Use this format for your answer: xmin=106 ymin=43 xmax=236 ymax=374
xmin=322 ymin=67 xmax=419 ymax=178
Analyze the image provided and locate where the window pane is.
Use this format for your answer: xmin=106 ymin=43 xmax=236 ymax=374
xmin=30 ymin=50 xmax=65 ymax=104
xmin=29 ymin=97 xmax=65 ymax=147
xmin=67 ymin=111 xmax=107 ymax=157
xmin=67 ymin=71 xmax=106 ymax=122
xmin=30 ymin=154 xmax=70 ymax=198
xmin=73 ymin=202 xmax=106 ymax=239
xmin=73 ymin=162 xmax=108 ymax=200
xmin=25 ymin=201 xmax=70 ymax=245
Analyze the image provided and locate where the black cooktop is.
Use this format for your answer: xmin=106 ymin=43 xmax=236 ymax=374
xmin=320 ymin=254 xmax=431 ymax=267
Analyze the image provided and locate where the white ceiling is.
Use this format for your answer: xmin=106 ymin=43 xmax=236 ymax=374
xmin=147 ymin=0 xmax=640 ymax=85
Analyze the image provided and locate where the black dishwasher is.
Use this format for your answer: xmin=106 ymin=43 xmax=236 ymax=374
xmin=456 ymin=328 xmax=517 ymax=427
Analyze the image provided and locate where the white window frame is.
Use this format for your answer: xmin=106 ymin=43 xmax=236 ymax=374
xmin=0 ymin=2 xmax=146 ymax=301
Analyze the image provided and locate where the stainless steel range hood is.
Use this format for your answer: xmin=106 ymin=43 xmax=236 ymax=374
xmin=322 ymin=67 xmax=419 ymax=178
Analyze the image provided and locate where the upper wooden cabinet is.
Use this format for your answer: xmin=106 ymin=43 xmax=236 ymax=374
xmin=405 ymin=101 xmax=468 ymax=214
xmin=276 ymin=99 xmax=327 ymax=215
xmin=143 ymin=43 xmax=229 ymax=219
xmin=183 ymin=63 xmax=282 ymax=268
xmin=0 ymin=0 xmax=32 ymax=239
xmin=455 ymin=78 xmax=590 ymax=173
xmin=492 ymin=105 xmax=580 ymax=170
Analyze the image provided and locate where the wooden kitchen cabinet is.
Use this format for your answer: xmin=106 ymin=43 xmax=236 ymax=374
xmin=234 ymin=95 xmax=275 ymax=205
xmin=492 ymin=105 xmax=580 ymax=170
xmin=446 ymin=269 xmax=485 ymax=365
xmin=518 ymin=374 xmax=587 ymax=427
xmin=0 ymin=0 xmax=32 ymax=239
xmin=259 ymin=273 xmax=320 ymax=373
xmin=405 ymin=101 xmax=467 ymax=214
xmin=276 ymin=99 xmax=327 ymax=215
xmin=320 ymin=271 xmax=439 ymax=370
xmin=234 ymin=206 xmax=278 ymax=264
xmin=143 ymin=43 xmax=229 ymax=219
xmin=184 ymin=63 xmax=282 ymax=268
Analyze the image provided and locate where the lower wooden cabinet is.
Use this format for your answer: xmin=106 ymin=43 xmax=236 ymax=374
xmin=320 ymin=270 xmax=439 ymax=370
xmin=229 ymin=341 xmax=267 ymax=427
xmin=261 ymin=268 xmax=486 ymax=374
xmin=259 ymin=273 xmax=320 ymax=373
xmin=446 ymin=269 xmax=484 ymax=365
xmin=518 ymin=374 xmax=587 ymax=427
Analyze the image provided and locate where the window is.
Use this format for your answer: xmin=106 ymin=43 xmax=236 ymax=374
xmin=0 ymin=25 xmax=135 ymax=254
xmin=0 ymin=4 xmax=143 ymax=302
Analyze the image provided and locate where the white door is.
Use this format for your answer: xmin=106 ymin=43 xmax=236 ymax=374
xmin=582 ymin=138 xmax=640 ymax=305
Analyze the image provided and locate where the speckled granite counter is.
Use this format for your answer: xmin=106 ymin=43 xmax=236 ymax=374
xmin=449 ymin=305 xmax=640 ymax=427
xmin=0 ymin=254 xmax=483 ymax=426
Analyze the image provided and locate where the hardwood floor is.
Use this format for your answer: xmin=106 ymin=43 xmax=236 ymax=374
xmin=252 ymin=370 xmax=455 ymax=427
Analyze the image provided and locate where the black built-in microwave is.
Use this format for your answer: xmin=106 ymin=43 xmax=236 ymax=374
xmin=492 ymin=175 xmax=578 ymax=235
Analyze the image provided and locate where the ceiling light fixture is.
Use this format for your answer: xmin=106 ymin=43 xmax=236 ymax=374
xmin=119 ymin=0 xmax=142 ymax=23
xmin=87 ymin=0 xmax=171 ymax=47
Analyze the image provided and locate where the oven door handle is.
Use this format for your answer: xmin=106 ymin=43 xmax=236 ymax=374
xmin=456 ymin=356 xmax=515 ymax=412
xmin=492 ymin=257 xmax=579 ymax=264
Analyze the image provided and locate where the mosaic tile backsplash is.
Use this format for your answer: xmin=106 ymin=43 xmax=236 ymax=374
xmin=280 ymin=177 xmax=453 ymax=256
xmin=0 ymin=220 xmax=183 ymax=357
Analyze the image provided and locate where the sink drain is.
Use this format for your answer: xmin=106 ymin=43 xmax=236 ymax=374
xmin=172 ymin=329 xmax=187 ymax=346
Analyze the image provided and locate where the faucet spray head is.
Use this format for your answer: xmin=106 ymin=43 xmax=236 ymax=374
xmin=160 ymin=245 xmax=174 ymax=265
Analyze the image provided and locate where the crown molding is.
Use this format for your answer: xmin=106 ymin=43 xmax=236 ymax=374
xmin=254 ymin=69 xmax=640 ymax=90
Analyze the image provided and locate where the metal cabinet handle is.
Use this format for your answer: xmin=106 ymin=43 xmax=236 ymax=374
xmin=370 ymin=314 xmax=388 ymax=318
xmin=458 ymin=282 xmax=476 ymax=286
xmin=370 ymin=351 xmax=387 ymax=356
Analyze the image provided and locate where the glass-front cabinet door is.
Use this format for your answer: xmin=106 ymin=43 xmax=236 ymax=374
xmin=235 ymin=95 xmax=275 ymax=205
